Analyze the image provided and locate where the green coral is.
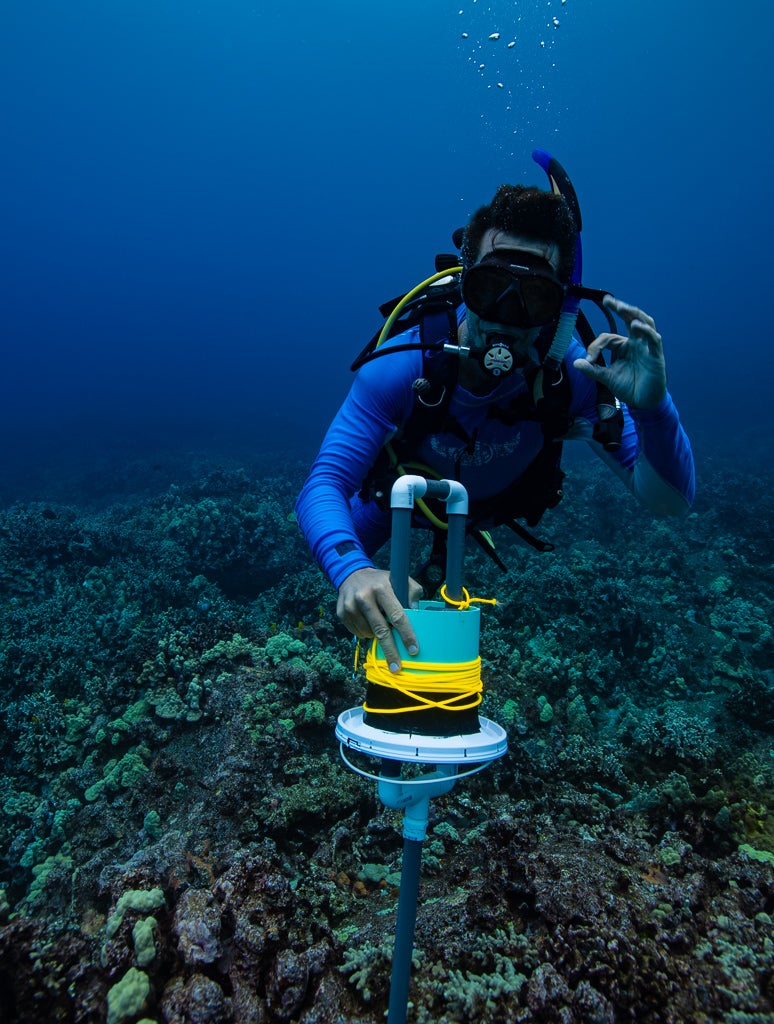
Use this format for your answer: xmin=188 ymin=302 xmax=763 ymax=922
xmin=264 ymin=632 xmax=307 ymax=665
xmin=566 ymin=692 xmax=593 ymax=738
xmin=63 ymin=702 xmax=92 ymax=744
xmin=443 ymin=957 xmax=527 ymax=1017
xmin=106 ymin=967 xmax=150 ymax=1024
xmin=2 ymin=790 xmax=38 ymax=820
xmin=308 ymin=649 xmax=348 ymax=684
xmin=109 ymin=698 xmax=152 ymax=734
xmin=292 ymin=700 xmax=325 ymax=727
xmin=739 ymin=843 xmax=774 ymax=866
xmin=84 ymin=748 xmax=151 ymax=803
xmin=200 ymin=632 xmax=258 ymax=664
xmin=106 ymin=887 xmax=165 ymax=939
xmin=499 ymin=698 xmax=520 ymax=726
xmin=142 ymin=809 xmax=162 ymax=841
xmin=433 ymin=821 xmax=460 ymax=843
xmin=710 ymin=574 xmax=733 ymax=595
xmin=537 ymin=694 xmax=554 ymax=724
xmin=24 ymin=852 xmax=73 ymax=908
xmin=132 ymin=916 xmax=158 ymax=967
xmin=148 ymin=682 xmax=204 ymax=723
xmin=51 ymin=798 xmax=82 ymax=843
xmin=341 ymin=939 xmax=421 ymax=1002
xmin=242 ymin=682 xmax=288 ymax=739
xmin=358 ymin=862 xmax=401 ymax=887
xmin=659 ymin=846 xmax=683 ymax=867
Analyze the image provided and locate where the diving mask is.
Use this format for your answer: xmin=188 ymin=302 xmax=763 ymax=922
xmin=461 ymin=250 xmax=567 ymax=329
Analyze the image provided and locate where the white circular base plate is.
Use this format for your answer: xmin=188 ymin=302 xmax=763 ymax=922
xmin=335 ymin=706 xmax=508 ymax=764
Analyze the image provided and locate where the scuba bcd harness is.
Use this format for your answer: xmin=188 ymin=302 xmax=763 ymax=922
xmin=351 ymin=150 xmax=625 ymax=584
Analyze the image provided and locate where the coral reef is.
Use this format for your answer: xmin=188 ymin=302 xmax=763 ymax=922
xmin=0 ymin=455 xmax=773 ymax=1023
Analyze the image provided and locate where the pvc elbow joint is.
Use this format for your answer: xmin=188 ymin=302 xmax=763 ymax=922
xmin=390 ymin=475 xmax=429 ymax=510
xmin=443 ymin=479 xmax=468 ymax=517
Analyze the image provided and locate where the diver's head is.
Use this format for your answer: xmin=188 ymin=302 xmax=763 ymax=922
xmin=460 ymin=184 xmax=576 ymax=281
xmin=456 ymin=186 xmax=577 ymax=380
xmin=460 ymin=231 xmax=567 ymax=379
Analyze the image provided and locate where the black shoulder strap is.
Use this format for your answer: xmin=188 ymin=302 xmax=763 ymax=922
xmin=395 ymin=347 xmax=463 ymax=453
xmin=492 ymin=312 xmax=624 ymax=450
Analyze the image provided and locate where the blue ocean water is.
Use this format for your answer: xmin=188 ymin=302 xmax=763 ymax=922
xmin=3 ymin=7 xmax=774 ymax=1020
xmin=1 ymin=0 xmax=772 ymax=497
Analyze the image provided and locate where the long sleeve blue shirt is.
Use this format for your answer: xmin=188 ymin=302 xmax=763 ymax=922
xmin=296 ymin=321 xmax=696 ymax=590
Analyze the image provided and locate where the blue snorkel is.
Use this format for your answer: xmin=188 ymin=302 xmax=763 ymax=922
xmin=529 ymin=149 xmax=623 ymax=451
xmin=531 ymin=148 xmax=583 ymax=375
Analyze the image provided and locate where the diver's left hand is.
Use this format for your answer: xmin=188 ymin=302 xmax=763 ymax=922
xmin=572 ymin=295 xmax=667 ymax=410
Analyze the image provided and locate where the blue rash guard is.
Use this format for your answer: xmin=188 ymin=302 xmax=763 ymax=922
xmin=296 ymin=320 xmax=696 ymax=592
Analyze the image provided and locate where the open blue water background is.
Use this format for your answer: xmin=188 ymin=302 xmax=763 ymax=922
xmin=2 ymin=0 xmax=772 ymax=498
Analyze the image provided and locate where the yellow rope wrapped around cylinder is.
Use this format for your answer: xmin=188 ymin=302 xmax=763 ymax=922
xmin=362 ymin=641 xmax=483 ymax=715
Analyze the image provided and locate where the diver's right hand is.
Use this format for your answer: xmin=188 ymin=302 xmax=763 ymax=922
xmin=337 ymin=567 xmax=421 ymax=673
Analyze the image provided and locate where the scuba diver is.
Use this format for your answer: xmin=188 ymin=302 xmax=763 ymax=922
xmin=295 ymin=152 xmax=695 ymax=674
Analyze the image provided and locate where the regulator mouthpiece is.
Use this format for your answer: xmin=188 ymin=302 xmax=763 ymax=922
xmin=476 ymin=334 xmax=532 ymax=377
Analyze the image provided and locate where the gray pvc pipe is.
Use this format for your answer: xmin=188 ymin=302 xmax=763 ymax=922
xmin=387 ymin=836 xmax=423 ymax=1024
xmin=390 ymin=507 xmax=413 ymax=608
xmin=445 ymin=512 xmax=466 ymax=602
xmin=389 ymin=477 xmax=469 ymax=608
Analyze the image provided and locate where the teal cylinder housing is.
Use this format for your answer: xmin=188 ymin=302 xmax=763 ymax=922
xmin=378 ymin=602 xmax=480 ymax=665
xmin=370 ymin=601 xmax=482 ymax=736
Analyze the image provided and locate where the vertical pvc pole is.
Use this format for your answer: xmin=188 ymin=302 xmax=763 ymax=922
xmin=383 ymin=476 xmax=469 ymax=1023
xmin=445 ymin=512 xmax=466 ymax=603
xmin=390 ymin=507 xmax=412 ymax=608
xmin=387 ymin=837 xmax=423 ymax=1024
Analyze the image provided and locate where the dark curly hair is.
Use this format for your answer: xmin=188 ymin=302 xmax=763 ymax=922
xmin=460 ymin=185 xmax=577 ymax=282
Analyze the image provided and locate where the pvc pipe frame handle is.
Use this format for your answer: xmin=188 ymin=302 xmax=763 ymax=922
xmin=390 ymin=475 xmax=469 ymax=517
